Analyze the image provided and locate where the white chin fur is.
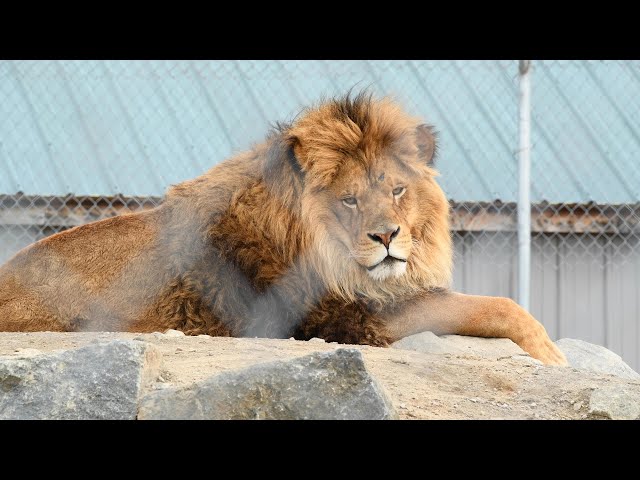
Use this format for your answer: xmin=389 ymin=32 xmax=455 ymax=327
xmin=366 ymin=261 xmax=407 ymax=281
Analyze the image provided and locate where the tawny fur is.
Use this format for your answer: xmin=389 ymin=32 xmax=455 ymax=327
xmin=0 ymin=92 xmax=567 ymax=364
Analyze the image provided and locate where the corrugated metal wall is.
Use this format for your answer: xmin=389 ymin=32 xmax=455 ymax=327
xmin=2 ymin=60 xmax=639 ymax=203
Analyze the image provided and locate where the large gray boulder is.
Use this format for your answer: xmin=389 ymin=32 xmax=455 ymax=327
xmin=589 ymin=385 xmax=640 ymax=420
xmin=0 ymin=340 xmax=161 ymax=420
xmin=392 ymin=331 xmax=531 ymax=360
xmin=139 ymin=348 xmax=396 ymax=420
xmin=556 ymin=338 xmax=640 ymax=380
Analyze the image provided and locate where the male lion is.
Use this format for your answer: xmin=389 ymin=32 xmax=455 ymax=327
xmin=0 ymin=92 xmax=566 ymax=365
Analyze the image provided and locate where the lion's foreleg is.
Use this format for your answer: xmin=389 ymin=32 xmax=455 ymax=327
xmin=382 ymin=291 xmax=567 ymax=365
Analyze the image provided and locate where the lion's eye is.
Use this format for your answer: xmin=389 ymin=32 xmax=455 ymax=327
xmin=342 ymin=197 xmax=357 ymax=208
xmin=392 ymin=186 xmax=406 ymax=197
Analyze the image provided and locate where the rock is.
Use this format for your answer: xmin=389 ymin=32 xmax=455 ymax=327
xmin=556 ymin=338 xmax=640 ymax=380
xmin=510 ymin=355 xmax=543 ymax=366
xmin=139 ymin=348 xmax=395 ymax=420
xmin=12 ymin=348 xmax=42 ymax=357
xmin=0 ymin=340 xmax=161 ymax=420
xmin=392 ymin=332 xmax=527 ymax=359
xmin=443 ymin=335 xmax=528 ymax=358
xmin=589 ymin=385 xmax=640 ymax=420
xmin=392 ymin=331 xmax=465 ymax=355
xmin=163 ymin=329 xmax=186 ymax=337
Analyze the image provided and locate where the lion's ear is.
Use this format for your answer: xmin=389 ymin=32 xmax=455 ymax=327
xmin=416 ymin=124 xmax=438 ymax=166
xmin=265 ymin=131 xmax=302 ymax=177
xmin=290 ymin=137 xmax=308 ymax=171
xmin=286 ymin=135 xmax=308 ymax=178
xmin=264 ymin=132 xmax=304 ymax=207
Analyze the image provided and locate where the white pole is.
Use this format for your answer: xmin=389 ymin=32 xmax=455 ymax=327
xmin=518 ymin=60 xmax=532 ymax=311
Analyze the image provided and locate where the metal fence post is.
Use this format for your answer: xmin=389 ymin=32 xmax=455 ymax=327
xmin=517 ymin=60 xmax=532 ymax=310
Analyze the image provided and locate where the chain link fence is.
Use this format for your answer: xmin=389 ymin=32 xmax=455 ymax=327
xmin=1 ymin=60 xmax=639 ymax=368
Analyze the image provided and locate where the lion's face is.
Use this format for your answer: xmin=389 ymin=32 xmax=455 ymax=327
xmin=319 ymin=158 xmax=417 ymax=281
xmin=289 ymin=92 xmax=451 ymax=292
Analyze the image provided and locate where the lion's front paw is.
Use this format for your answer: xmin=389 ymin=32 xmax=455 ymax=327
xmin=520 ymin=334 xmax=568 ymax=366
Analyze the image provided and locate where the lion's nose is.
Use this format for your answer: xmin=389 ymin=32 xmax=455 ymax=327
xmin=367 ymin=226 xmax=400 ymax=249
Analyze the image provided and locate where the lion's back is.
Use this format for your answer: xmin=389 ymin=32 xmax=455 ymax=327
xmin=0 ymin=210 xmax=168 ymax=331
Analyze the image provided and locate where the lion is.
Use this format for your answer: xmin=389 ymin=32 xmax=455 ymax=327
xmin=0 ymin=91 xmax=566 ymax=365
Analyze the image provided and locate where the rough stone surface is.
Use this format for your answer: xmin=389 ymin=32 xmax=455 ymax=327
xmin=392 ymin=331 xmax=529 ymax=360
xmin=163 ymin=329 xmax=186 ymax=337
xmin=139 ymin=348 xmax=395 ymax=420
xmin=589 ymin=385 xmax=640 ymax=420
xmin=0 ymin=340 xmax=161 ymax=420
xmin=2 ymin=332 xmax=640 ymax=420
xmin=556 ymin=338 xmax=640 ymax=380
